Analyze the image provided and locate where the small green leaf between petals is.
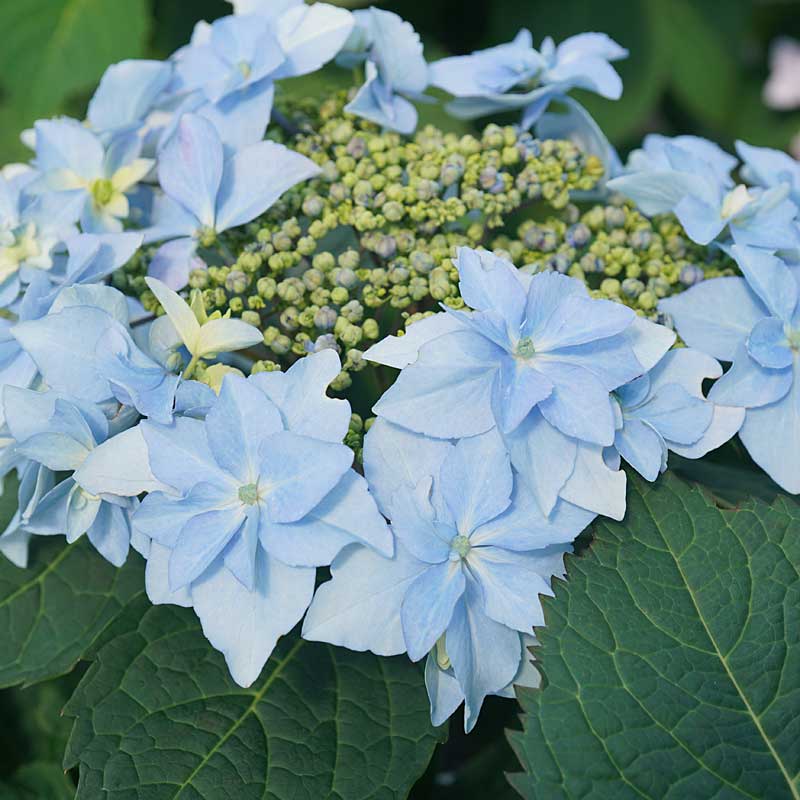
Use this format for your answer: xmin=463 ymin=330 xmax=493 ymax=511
xmin=509 ymin=473 xmax=800 ymax=799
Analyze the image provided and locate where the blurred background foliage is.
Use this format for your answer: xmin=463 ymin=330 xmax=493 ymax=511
xmin=1 ymin=0 xmax=800 ymax=163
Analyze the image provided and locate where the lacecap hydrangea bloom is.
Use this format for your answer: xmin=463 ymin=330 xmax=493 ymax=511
xmin=80 ymin=351 xmax=391 ymax=686
xmin=660 ymin=244 xmax=800 ymax=493
xmin=366 ymin=245 xmax=678 ymax=520
xmin=304 ymin=420 xmax=592 ymax=730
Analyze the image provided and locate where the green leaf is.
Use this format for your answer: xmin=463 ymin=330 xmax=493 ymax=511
xmin=0 ymin=762 xmax=74 ymax=800
xmin=0 ymin=536 xmax=145 ymax=689
xmin=509 ymin=473 xmax=800 ymax=799
xmin=0 ymin=0 xmax=150 ymax=161
xmin=65 ymin=604 xmax=444 ymax=799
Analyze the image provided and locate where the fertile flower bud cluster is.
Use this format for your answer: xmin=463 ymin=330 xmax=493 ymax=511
xmin=117 ymin=97 xmax=604 ymax=390
xmin=491 ymin=202 xmax=736 ymax=317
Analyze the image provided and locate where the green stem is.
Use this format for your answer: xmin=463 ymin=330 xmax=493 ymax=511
xmin=183 ymin=353 xmax=201 ymax=380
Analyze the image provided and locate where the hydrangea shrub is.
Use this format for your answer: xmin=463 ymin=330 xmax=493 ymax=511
xmin=0 ymin=2 xmax=798 ymax=797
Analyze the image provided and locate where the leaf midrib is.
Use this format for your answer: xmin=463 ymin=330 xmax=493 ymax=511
xmin=641 ymin=490 xmax=799 ymax=800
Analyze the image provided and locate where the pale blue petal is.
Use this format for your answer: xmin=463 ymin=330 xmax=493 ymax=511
xmin=158 ymin=114 xmax=223 ymax=229
xmin=607 ymin=171 xmax=712 ymax=216
xmin=634 ymin=383 xmax=713 ymax=444
xmin=708 ymin=344 xmax=792 ymax=409
xmin=197 ymin=80 xmax=275 ymax=152
xmin=143 ymin=194 xmax=199 ymax=244
xmin=273 ymin=3 xmax=354 ymax=78
xmin=738 ymin=370 xmax=800 ymax=494
xmin=560 ymin=442 xmax=627 ymax=520
xmin=88 ymin=59 xmax=172 ymax=133
xmin=425 ymin=654 xmax=464 ymax=727
xmin=135 ymin=482 xmax=233 ymax=546
xmin=658 ymin=277 xmax=767 ymax=362
xmin=169 ymin=507 xmax=246 ymax=590
xmin=455 ymin=247 xmax=527 ymax=327
xmin=362 ymin=418 xmax=452 ymax=517
xmin=521 ymin=270 xmax=588 ymax=341
xmin=148 ymin=238 xmax=203 ymax=291
xmin=141 ymin=416 xmax=235 ymax=494
xmin=372 ymin=330 xmax=501 ymax=439
xmin=221 ymin=508 xmax=259 ymax=590
xmin=468 ymin=546 xmax=556 ymax=632
xmin=24 ymin=479 xmax=71 ymax=535
xmin=544 ymin=336 xmax=644 ymax=392
xmin=345 ymin=70 xmax=418 ymax=135
xmin=387 ymin=478 xmax=451 ymax=564
xmin=302 ymin=541 xmax=427 ymax=656
xmin=438 ymin=430 xmax=512 ymax=534
xmin=736 ymin=140 xmax=800 ymax=205
xmin=673 ymin=193 xmax=727 ymax=246
xmin=491 ymin=357 xmax=553 ymax=433
xmin=249 ymin=349 xmax=350 ymax=442
xmin=470 ymin=484 xmax=593 ymax=550
xmin=145 ymin=541 xmax=193 ymax=607
xmin=33 ymin=118 xmax=105 ymax=176
xmin=536 ymin=295 xmax=634 ymax=352
xmin=87 ymin=502 xmax=131 ymax=566
xmin=205 ymin=374 xmax=283 ymax=482
xmin=401 ymin=560 xmax=466 ymax=661
xmin=446 ymin=583 xmax=520 ymax=733
xmin=192 ymin=548 xmax=316 ymax=687
xmin=363 ymin=312 xmax=465 ymax=369
xmin=366 ymin=7 xmax=427 ymax=94
xmin=504 ymin=409 xmax=577 ymax=517
xmin=730 ymin=244 xmax=798 ymax=322
xmin=258 ymin=470 xmax=392 ymax=566
xmin=536 ymin=360 xmax=615 ymax=445
xmin=747 ymin=318 xmax=793 ymax=370
xmin=614 ymin=418 xmax=665 ymax=481
xmin=257 ymin=431 xmax=353 ymax=523
xmin=215 ymin=140 xmax=320 ymax=232
xmin=18 ymin=432 xmax=91 ymax=472
xmin=76 ymin=425 xmax=171 ymax=498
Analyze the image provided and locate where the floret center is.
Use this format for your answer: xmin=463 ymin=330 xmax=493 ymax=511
xmin=515 ymin=336 xmax=536 ymax=359
xmin=450 ymin=534 xmax=471 ymax=558
xmin=238 ymin=483 xmax=259 ymax=505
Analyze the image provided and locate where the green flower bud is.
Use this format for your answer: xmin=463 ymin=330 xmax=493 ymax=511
xmin=241 ymin=310 xmax=261 ymax=327
xmin=362 ymin=318 xmax=379 ymax=339
xmin=331 ymin=286 xmax=349 ymax=305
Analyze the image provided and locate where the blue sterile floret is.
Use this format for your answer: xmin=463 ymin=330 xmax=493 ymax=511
xmin=81 ymin=350 xmax=391 ymax=687
xmin=608 ymin=135 xmax=800 ymax=251
xmin=366 ymin=246 xmax=675 ymax=520
xmin=660 ymin=244 xmax=800 ymax=493
xmin=143 ymin=113 xmax=320 ymax=289
xmin=1 ymin=387 xmax=136 ymax=566
xmin=304 ymin=419 xmax=593 ymax=731
xmin=430 ymin=30 xmax=627 ymax=129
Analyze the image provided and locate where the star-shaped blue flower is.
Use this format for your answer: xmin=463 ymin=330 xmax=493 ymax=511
xmin=304 ymin=420 xmax=592 ymax=731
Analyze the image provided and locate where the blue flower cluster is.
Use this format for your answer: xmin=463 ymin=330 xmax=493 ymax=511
xmin=1 ymin=0 xmax=799 ymax=735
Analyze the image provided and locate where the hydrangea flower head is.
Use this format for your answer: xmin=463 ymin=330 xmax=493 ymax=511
xmin=343 ymin=8 xmax=428 ymax=134
xmin=660 ymin=245 xmax=800 ymax=492
xmin=367 ymin=247 xmax=674 ymax=519
xmin=304 ymin=421 xmax=592 ymax=731
xmin=121 ymin=352 xmax=391 ymax=686
xmin=145 ymin=113 xmax=320 ymax=289
xmin=430 ymin=30 xmax=627 ymax=128
xmin=26 ymin=118 xmax=154 ymax=233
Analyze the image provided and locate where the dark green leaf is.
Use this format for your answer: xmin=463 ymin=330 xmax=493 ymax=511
xmin=509 ymin=473 xmax=800 ymax=799
xmin=65 ymin=604 xmax=444 ymax=799
xmin=0 ymin=537 xmax=145 ymax=688
xmin=0 ymin=0 xmax=150 ymax=160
